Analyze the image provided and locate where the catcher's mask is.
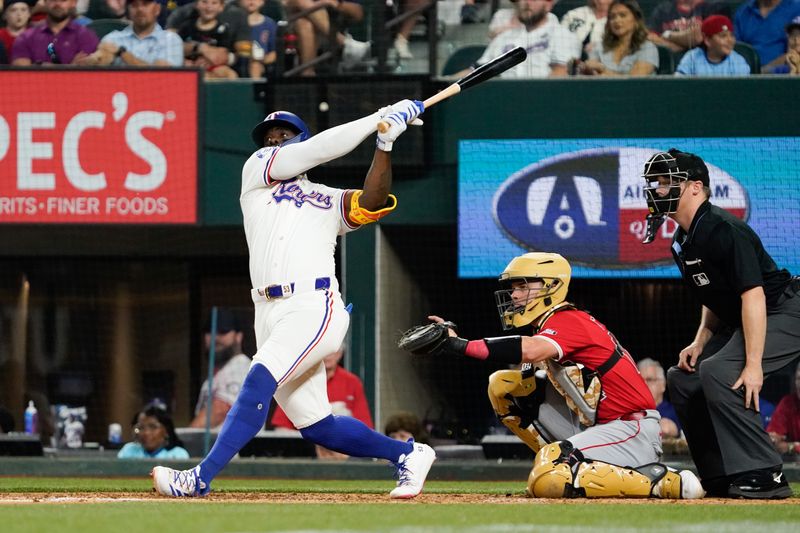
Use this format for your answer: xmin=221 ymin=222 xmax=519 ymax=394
xmin=641 ymin=149 xmax=709 ymax=244
xmin=250 ymin=111 xmax=310 ymax=148
xmin=495 ymin=253 xmax=571 ymax=330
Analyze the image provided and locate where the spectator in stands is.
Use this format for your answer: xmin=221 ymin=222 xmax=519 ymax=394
xmin=177 ymin=0 xmax=249 ymax=78
xmin=734 ymin=0 xmax=800 ymax=71
xmin=11 ymin=0 xmax=99 ymax=64
xmin=190 ymin=309 xmax=252 ymax=429
xmin=0 ymin=0 xmax=33 ymax=58
xmin=118 ymin=405 xmax=190 ymax=459
xmin=282 ymin=0 xmax=370 ymax=75
xmin=393 ymin=0 xmax=426 ymax=59
xmin=648 ymin=0 xmax=731 ymax=53
xmin=167 ymin=0 xmax=251 ymax=60
xmin=86 ymin=0 xmax=184 ymax=65
xmin=239 ymin=0 xmax=276 ymax=77
xmin=767 ymin=362 xmax=800 ymax=455
xmin=270 ymin=343 xmax=373 ymax=459
xmin=561 ymin=0 xmax=611 ymax=57
xmin=769 ymin=14 xmax=800 ymax=73
xmin=384 ymin=411 xmax=430 ymax=445
xmin=577 ymin=0 xmax=658 ymax=75
xmin=637 ymin=358 xmax=681 ymax=438
xmin=675 ymin=14 xmax=751 ymax=75
xmin=458 ymin=0 xmax=580 ymax=78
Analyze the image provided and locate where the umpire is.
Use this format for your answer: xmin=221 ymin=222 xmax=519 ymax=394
xmin=641 ymin=149 xmax=800 ymax=499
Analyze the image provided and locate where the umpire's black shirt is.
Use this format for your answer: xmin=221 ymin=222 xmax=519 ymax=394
xmin=670 ymin=201 xmax=792 ymax=328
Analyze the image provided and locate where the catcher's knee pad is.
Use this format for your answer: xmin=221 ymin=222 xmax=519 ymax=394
xmin=488 ymin=370 xmax=544 ymax=452
xmin=526 ymin=441 xmax=584 ymax=498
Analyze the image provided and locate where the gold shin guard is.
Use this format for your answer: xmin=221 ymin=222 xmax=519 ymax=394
xmin=527 ymin=442 xmax=687 ymax=499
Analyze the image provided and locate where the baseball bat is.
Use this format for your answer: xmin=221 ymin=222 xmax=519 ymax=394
xmin=377 ymin=46 xmax=527 ymax=133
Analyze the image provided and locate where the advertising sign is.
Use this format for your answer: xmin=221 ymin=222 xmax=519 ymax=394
xmin=0 ymin=70 xmax=199 ymax=224
xmin=459 ymin=139 xmax=800 ymax=278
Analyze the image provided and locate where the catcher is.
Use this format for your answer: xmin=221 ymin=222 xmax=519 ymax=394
xmin=399 ymin=252 xmax=705 ymax=499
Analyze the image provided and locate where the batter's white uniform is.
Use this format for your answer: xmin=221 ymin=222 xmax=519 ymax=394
xmin=240 ymin=113 xmax=380 ymax=428
xmin=478 ymin=14 xmax=581 ymax=78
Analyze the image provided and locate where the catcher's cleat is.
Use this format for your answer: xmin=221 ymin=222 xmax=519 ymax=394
xmin=677 ymin=470 xmax=706 ymax=499
xmin=151 ymin=465 xmax=210 ymax=497
xmin=390 ymin=441 xmax=436 ymax=499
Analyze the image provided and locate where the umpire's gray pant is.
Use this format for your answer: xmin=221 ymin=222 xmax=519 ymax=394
xmin=667 ymin=283 xmax=800 ymax=481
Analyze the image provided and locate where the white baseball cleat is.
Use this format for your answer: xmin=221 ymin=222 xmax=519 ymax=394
xmin=151 ymin=465 xmax=209 ymax=497
xmin=679 ymin=470 xmax=706 ymax=499
xmin=390 ymin=442 xmax=436 ymax=499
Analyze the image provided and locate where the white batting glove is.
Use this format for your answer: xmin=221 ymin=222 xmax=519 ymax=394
xmin=376 ymin=111 xmax=408 ymax=152
xmin=389 ymin=99 xmax=424 ymax=125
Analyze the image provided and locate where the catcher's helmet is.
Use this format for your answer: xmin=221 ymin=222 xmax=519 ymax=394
xmin=250 ymin=111 xmax=310 ymax=148
xmin=495 ymin=252 xmax=571 ymax=330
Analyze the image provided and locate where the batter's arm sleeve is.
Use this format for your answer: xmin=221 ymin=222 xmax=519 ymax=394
xmin=266 ymin=111 xmax=382 ymax=180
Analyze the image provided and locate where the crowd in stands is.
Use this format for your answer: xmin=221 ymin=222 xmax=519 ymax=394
xmin=1 ymin=0 xmax=799 ymax=75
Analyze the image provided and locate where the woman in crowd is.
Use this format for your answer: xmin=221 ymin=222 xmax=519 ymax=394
xmin=577 ymin=0 xmax=657 ymax=76
xmin=118 ymin=405 xmax=190 ymax=459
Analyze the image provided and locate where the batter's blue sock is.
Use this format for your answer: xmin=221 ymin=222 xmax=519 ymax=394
xmin=300 ymin=414 xmax=413 ymax=463
xmin=198 ymin=364 xmax=277 ymax=483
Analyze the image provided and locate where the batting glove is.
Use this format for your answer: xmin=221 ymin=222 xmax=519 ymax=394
xmin=389 ymin=99 xmax=424 ymax=125
xmin=376 ymin=111 xmax=408 ymax=152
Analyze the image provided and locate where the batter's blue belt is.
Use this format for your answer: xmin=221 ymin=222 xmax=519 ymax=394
xmin=251 ymin=277 xmax=331 ymax=302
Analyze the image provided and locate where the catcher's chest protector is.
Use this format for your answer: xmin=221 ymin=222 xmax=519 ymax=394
xmin=545 ymin=359 xmax=601 ymax=427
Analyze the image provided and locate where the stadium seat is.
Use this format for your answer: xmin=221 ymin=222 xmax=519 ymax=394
xmin=441 ymin=44 xmax=486 ymax=76
xmin=87 ymin=18 xmax=128 ymax=40
xmin=733 ymin=41 xmax=761 ymax=74
xmin=656 ymin=45 xmax=675 ymax=75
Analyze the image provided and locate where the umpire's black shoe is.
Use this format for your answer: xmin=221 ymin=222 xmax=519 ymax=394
xmin=728 ymin=469 xmax=793 ymax=499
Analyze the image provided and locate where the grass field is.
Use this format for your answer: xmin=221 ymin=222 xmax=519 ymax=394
xmin=0 ymin=477 xmax=797 ymax=533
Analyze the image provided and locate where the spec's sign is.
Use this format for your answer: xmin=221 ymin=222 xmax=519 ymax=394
xmin=0 ymin=70 xmax=199 ymax=224
xmin=459 ymin=139 xmax=800 ymax=278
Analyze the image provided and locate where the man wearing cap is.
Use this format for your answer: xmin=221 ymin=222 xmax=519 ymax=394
xmin=87 ymin=0 xmax=184 ymax=66
xmin=771 ymin=15 xmax=800 ymax=72
xmin=11 ymin=0 xmax=98 ymax=65
xmin=734 ymin=0 xmax=800 ymax=71
xmin=641 ymin=149 xmax=800 ymax=499
xmin=676 ymin=15 xmax=750 ymax=75
xmin=190 ymin=309 xmax=251 ymax=429
xmin=0 ymin=0 xmax=33 ymax=59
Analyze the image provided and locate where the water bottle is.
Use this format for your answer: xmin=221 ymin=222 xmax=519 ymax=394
xmin=108 ymin=423 xmax=122 ymax=445
xmin=24 ymin=401 xmax=39 ymax=435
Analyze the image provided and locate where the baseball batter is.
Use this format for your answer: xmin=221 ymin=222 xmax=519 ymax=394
xmin=152 ymin=100 xmax=436 ymax=499
xmin=423 ymin=252 xmax=704 ymax=499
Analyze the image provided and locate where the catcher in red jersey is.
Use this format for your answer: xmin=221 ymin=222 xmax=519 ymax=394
xmin=409 ymin=252 xmax=705 ymax=499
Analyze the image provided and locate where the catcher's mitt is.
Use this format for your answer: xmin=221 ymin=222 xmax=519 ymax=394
xmin=397 ymin=321 xmax=457 ymax=355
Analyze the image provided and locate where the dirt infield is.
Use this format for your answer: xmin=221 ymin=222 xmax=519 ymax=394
xmin=0 ymin=492 xmax=795 ymax=505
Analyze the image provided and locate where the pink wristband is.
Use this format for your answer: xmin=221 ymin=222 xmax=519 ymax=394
xmin=465 ymin=340 xmax=489 ymax=360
